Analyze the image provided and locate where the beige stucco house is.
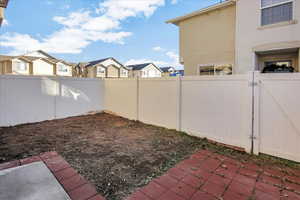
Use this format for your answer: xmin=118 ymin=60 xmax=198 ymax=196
xmin=167 ymin=0 xmax=300 ymax=75
xmin=127 ymin=63 xmax=162 ymax=78
xmin=0 ymin=50 xmax=74 ymax=76
xmin=83 ymin=57 xmax=129 ymax=78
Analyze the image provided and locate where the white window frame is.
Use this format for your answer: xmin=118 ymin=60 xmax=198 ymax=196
xmin=97 ymin=66 xmax=105 ymax=74
xmin=260 ymin=0 xmax=294 ymax=26
xmin=198 ymin=64 xmax=233 ymax=76
xmin=16 ymin=61 xmax=27 ymax=71
xmin=58 ymin=64 xmax=68 ymax=73
xmin=120 ymin=68 xmax=128 ymax=76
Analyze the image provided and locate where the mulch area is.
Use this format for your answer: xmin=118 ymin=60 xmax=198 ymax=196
xmin=0 ymin=113 xmax=300 ymax=200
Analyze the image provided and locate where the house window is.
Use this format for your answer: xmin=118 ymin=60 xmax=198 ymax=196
xmin=15 ymin=61 xmax=27 ymax=71
xmin=262 ymin=60 xmax=294 ymax=73
xmin=199 ymin=64 xmax=232 ymax=76
xmin=142 ymin=71 xmax=147 ymax=77
xmin=58 ymin=64 xmax=68 ymax=72
xmin=261 ymin=0 xmax=293 ymax=26
xmin=120 ymin=69 xmax=128 ymax=76
xmin=97 ymin=67 xmax=105 ymax=74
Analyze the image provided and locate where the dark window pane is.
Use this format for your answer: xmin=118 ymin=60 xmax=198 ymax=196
xmin=261 ymin=0 xmax=291 ymax=8
xmin=261 ymin=2 xmax=293 ymax=25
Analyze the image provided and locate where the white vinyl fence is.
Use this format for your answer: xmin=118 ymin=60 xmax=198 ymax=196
xmin=180 ymin=76 xmax=253 ymax=153
xmin=104 ymin=73 xmax=300 ymax=162
xmin=255 ymin=73 xmax=300 ymax=162
xmin=0 ymin=75 xmax=104 ymax=126
xmin=1 ymin=73 xmax=300 ymax=162
xmin=104 ymin=75 xmax=253 ymax=153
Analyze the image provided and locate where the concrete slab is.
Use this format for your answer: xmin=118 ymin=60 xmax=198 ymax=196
xmin=0 ymin=161 xmax=71 ymax=200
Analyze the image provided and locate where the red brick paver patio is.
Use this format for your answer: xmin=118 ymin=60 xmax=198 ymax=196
xmin=127 ymin=150 xmax=300 ymax=200
xmin=1 ymin=150 xmax=300 ymax=200
xmin=0 ymin=152 xmax=105 ymax=200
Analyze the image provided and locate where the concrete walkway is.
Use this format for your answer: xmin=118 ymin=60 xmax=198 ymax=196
xmin=0 ymin=162 xmax=70 ymax=200
xmin=0 ymin=152 xmax=105 ymax=200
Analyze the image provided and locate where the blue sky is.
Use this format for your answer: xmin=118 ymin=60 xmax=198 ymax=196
xmin=0 ymin=0 xmax=221 ymax=68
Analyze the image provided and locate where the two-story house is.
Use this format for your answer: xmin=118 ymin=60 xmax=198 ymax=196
xmin=127 ymin=63 xmax=162 ymax=78
xmin=167 ymin=0 xmax=300 ymax=75
xmin=160 ymin=67 xmax=176 ymax=77
xmin=83 ymin=57 xmax=129 ymax=78
xmin=0 ymin=50 xmax=74 ymax=76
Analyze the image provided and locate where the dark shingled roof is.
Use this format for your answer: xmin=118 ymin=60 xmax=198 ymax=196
xmin=127 ymin=63 xmax=152 ymax=71
xmin=160 ymin=67 xmax=174 ymax=73
xmin=86 ymin=58 xmax=112 ymax=67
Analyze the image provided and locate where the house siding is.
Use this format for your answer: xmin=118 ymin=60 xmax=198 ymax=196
xmin=107 ymin=65 xmax=119 ymax=78
xmin=236 ymin=0 xmax=300 ymax=73
xmin=141 ymin=64 xmax=162 ymax=78
xmin=32 ymin=59 xmax=54 ymax=76
xmin=178 ymin=4 xmax=236 ymax=76
xmin=11 ymin=59 xmax=30 ymax=75
xmin=56 ymin=62 xmax=73 ymax=77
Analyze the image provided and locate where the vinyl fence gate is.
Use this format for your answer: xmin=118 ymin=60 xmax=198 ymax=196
xmin=252 ymin=72 xmax=300 ymax=162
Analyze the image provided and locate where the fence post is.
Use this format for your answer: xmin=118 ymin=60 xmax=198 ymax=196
xmin=136 ymin=76 xmax=139 ymax=121
xmin=0 ymin=76 xmax=3 ymax=126
xmin=252 ymin=71 xmax=260 ymax=155
xmin=54 ymin=76 xmax=59 ymax=120
xmin=249 ymin=71 xmax=260 ymax=155
xmin=177 ymin=76 xmax=182 ymax=131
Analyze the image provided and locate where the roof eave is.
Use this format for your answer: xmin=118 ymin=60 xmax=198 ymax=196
xmin=166 ymin=0 xmax=236 ymax=25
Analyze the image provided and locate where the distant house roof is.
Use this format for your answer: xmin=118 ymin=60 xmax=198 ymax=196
xmin=166 ymin=0 xmax=236 ymax=25
xmin=86 ymin=58 xmax=111 ymax=67
xmin=22 ymin=50 xmax=57 ymax=60
xmin=127 ymin=63 xmax=163 ymax=72
xmin=0 ymin=55 xmax=13 ymax=61
xmin=0 ymin=54 xmax=73 ymax=67
xmin=20 ymin=56 xmax=40 ymax=62
xmin=85 ymin=57 xmax=129 ymax=70
xmin=160 ymin=67 xmax=175 ymax=73
xmin=127 ymin=63 xmax=152 ymax=71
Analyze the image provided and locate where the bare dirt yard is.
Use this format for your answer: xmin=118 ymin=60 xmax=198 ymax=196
xmin=0 ymin=113 xmax=299 ymax=200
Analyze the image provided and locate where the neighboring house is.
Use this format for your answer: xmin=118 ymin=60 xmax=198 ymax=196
xmin=0 ymin=50 xmax=74 ymax=76
xmin=74 ymin=62 xmax=89 ymax=78
xmin=0 ymin=0 xmax=9 ymax=27
xmin=127 ymin=63 xmax=162 ymax=78
xmin=167 ymin=0 xmax=300 ymax=75
xmin=177 ymin=70 xmax=184 ymax=76
xmin=161 ymin=67 xmax=176 ymax=77
xmin=84 ymin=57 xmax=129 ymax=78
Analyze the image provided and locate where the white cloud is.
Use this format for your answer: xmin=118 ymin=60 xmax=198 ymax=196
xmin=171 ymin=0 xmax=178 ymax=4
xmin=166 ymin=51 xmax=179 ymax=61
xmin=53 ymin=11 xmax=91 ymax=28
xmin=125 ymin=49 xmax=182 ymax=68
xmin=131 ymin=47 xmax=182 ymax=68
xmin=99 ymin=0 xmax=165 ymax=20
xmin=2 ymin=19 xmax=9 ymax=26
xmin=152 ymin=46 xmax=164 ymax=51
xmin=1 ymin=0 xmax=174 ymax=55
